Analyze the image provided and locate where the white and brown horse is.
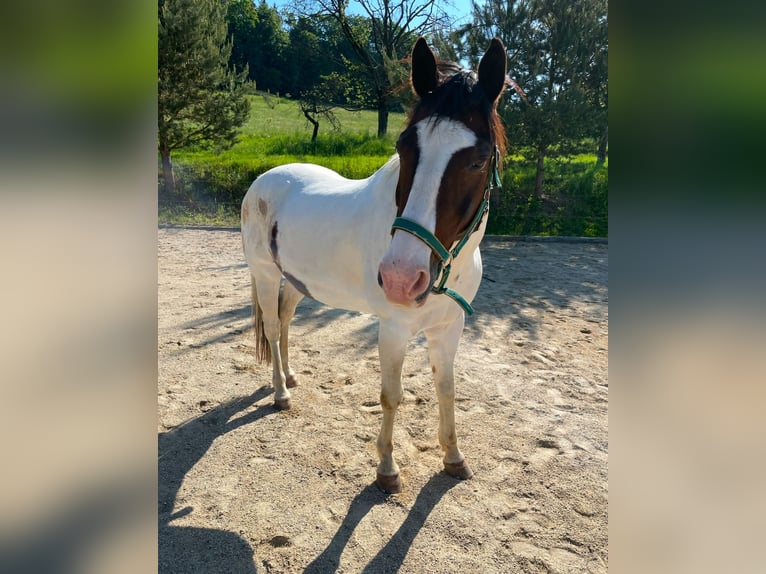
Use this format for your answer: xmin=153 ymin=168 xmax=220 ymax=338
xmin=241 ymin=38 xmax=507 ymax=493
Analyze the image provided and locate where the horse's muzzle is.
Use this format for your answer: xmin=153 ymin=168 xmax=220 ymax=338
xmin=378 ymin=261 xmax=431 ymax=306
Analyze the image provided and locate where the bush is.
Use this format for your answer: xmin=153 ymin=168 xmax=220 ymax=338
xmin=487 ymin=157 xmax=608 ymax=237
xmin=160 ymin=150 xmax=393 ymax=220
xmin=161 ymin=135 xmax=607 ymax=237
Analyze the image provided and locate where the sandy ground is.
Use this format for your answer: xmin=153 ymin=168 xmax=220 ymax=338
xmin=158 ymin=227 xmax=608 ymax=573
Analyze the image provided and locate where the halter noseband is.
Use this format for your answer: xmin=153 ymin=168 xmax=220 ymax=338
xmin=390 ymin=146 xmax=502 ymax=315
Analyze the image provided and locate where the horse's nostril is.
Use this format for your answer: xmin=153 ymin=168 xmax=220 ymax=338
xmin=378 ymin=263 xmax=429 ymax=303
xmin=409 ymin=270 xmax=429 ymax=297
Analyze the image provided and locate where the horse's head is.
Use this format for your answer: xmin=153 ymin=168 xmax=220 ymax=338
xmin=378 ymin=37 xmax=507 ymax=309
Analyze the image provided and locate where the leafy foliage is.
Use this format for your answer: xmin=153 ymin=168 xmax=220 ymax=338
xmin=225 ymin=0 xmax=260 ymax=77
xmin=159 ymin=2 xmax=608 ymax=236
xmin=459 ymin=0 xmax=608 ymax=194
xmin=490 ymin=155 xmax=608 ymax=236
xmin=158 ymin=0 xmax=251 ymax=191
xmin=249 ymin=1 xmax=289 ymax=91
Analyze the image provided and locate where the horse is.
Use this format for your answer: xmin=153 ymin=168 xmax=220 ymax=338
xmin=241 ymin=37 xmax=507 ymax=493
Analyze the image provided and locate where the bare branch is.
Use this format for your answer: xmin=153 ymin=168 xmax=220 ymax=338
xmin=296 ymin=0 xmax=445 ymax=135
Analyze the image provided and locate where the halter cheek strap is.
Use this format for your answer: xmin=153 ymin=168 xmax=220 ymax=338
xmin=390 ymin=147 xmax=502 ymax=316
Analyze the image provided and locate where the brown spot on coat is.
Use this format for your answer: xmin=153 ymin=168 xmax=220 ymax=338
xmin=257 ymin=198 xmax=268 ymax=216
xmin=283 ymin=271 xmax=313 ymax=299
xmin=270 ymin=222 xmax=279 ymax=264
xmin=241 ymin=203 xmax=249 ymax=224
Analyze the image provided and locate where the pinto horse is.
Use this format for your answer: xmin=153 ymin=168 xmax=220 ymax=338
xmin=241 ymin=37 xmax=507 ymax=493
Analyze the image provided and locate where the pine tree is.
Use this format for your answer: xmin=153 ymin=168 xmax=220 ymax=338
xmin=158 ymin=0 xmax=250 ymax=193
xmin=462 ymin=0 xmax=607 ymax=195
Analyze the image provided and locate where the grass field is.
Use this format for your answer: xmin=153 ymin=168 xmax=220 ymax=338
xmin=175 ymin=94 xmax=405 ymax=176
xmin=161 ymin=93 xmax=607 ymax=236
xmin=238 ymin=92 xmax=409 ymax=138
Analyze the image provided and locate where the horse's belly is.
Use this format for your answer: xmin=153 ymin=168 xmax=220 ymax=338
xmin=272 ymin=210 xmax=387 ymax=314
xmin=277 ymin=245 xmax=377 ymax=313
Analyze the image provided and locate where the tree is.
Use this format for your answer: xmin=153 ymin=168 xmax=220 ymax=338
xmin=225 ymin=1 xmax=288 ymax=92
xmin=298 ymin=87 xmax=341 ymax=141
xmin=226 ymin=0 xmax=260 ymax=77
xmin=158 ymin=0 xmax=250 ymax=193
xmin=285 ymin=16 xmax=324 ymax=96
xmin=461 ymin=0 xmax=607 ymax=195
xmin=302 ymin=0 xmax=449 ymax=136
xmin=587 ymin=9 xmax=608 ymax=164
xmin=250 ymin=1 xmax=289 ymax=93
xmin=284 ymin=14 xmax=341 ymax=98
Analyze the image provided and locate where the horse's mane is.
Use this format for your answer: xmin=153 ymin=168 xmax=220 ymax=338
xmin=407 ymin=60 xmax=507 ymax=159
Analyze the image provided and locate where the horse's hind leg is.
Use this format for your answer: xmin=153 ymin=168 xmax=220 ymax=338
xmin=425 ymin=316 xmax=474 ymax=480
xmin=278 ymin=281 xmax=304 ymax=388
xmin=252 ymin=267 xmax=292 ymax=409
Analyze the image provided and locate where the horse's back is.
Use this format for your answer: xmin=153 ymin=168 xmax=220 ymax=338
xmin=243 ymin=163 xmax=369 ymax=223
xmin=242 ymin=163 xmax=350 ymax=258
xmin=247 ymin=163 xmax=352 ymax=204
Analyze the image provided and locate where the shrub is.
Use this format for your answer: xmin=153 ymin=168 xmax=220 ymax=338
xmin=162 ymin=131 xmax=607 ymax=236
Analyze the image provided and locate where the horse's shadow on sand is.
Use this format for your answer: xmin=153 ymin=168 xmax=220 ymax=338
xmin=305 ymin=473 xmax=459 ymax=573
xmin=159 ymin=385 xmax=459 ymax=573
xmin=159 ymin=387 xmax=275 ymax=574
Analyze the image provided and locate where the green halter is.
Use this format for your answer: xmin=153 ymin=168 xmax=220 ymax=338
xmin=390 ymin=147 xmax=502 ymax=316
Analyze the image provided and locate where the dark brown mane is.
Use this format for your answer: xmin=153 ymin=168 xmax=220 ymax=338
xmin=406 ymin=59 xmax=507 ymax=159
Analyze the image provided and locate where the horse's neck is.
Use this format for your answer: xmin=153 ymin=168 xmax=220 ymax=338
xmin=370 ymin=155 xmax=401 ymax=203
xmin=452 ymin=215 xmax=487 ymax=269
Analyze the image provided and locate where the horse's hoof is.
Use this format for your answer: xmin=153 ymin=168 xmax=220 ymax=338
xmin=376 ymin=472 xmax=402 ymax=494
xmin=285 ymin=374 xmax=299 ymax=389
xmin=274 ymin=397 xmax=292 ymax=410
xmin=444 ymin=460 xmax=474 ymax=480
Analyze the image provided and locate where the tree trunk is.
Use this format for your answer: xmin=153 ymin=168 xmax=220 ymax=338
xmin=534 ymin=148 xmax=545 ymax=196
xmin=303 ymin=109 xmax=319 ymax=142
xmin=490 ymin=187 xmax=501 ymax=211
xmin=160 ymin=146 xmax=174 ymax=194
xmin=377 ymin=98 xmax=389 ymax=137
xmin=596 ymin=126 xmax=608 ymax=164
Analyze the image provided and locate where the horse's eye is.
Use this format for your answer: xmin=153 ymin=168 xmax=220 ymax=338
xmin=469 ymin=158 xmax=488 ymax=171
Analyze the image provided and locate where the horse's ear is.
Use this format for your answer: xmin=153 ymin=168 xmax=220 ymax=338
xmin=411 ymin=37 xmax=438 ymax=97
xmin=478 ymin=37 xmax=507 ymax=103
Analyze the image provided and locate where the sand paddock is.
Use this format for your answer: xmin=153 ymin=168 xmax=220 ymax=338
xmin=158 ymin=227 xmax=608 ymax=573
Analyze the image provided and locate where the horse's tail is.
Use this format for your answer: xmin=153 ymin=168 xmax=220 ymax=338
xmin=250 ymin=276 xmax=272 ymax=364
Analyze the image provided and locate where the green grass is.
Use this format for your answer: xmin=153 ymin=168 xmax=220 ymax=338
xmin=178 ymin=93 xmax=404 ymax=161
xmin=158 ymin=203 xmax=241 ymax=227
xmin=162 ymin=93 xmax=607 ymax=236
xmin=490 ymin=155 xmax=608 ymax=237
xmin=173 ymin=94 xmax=403 ymax=184
xmin=236 ymin=92 xmax=409 ymax=137
xmin=166 ymin=94 xmax=405 ymax=215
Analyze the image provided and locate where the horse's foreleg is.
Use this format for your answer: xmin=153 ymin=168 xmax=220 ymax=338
xmin=425 ymin=316 xmax=474 ymax=480
xmin=254 ymin=270 xmax=291 ymax=409
xmin=375 ymin=320 xmax=408 ymax=493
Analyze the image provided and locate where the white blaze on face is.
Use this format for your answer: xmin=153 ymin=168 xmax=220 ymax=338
xmin=379 ymin=118 xmax=478 ymax=306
